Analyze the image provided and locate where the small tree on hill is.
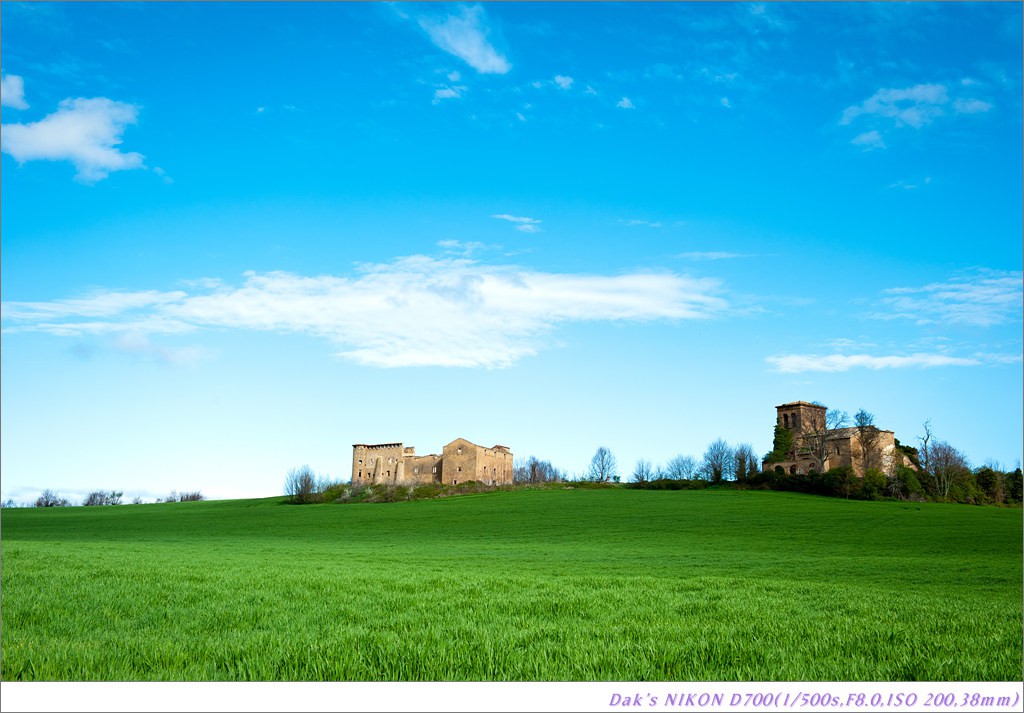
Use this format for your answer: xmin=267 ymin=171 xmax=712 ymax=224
xmin=733 ymin=443 xmax=759 ymax=481
xmin=631 ymin=459 xmax=653 ymax=483
xmin=700 ymin=439 xmax=733 ymax=483
xmin=664 ymin=454 xmax=698 ymax=480
xmin=586 ymin=447 xmax=618 ymax=482
xmin=286 ymin=465 xmax=321 ymax=504
xmin=34 ymin=489 xmax=71 ymax=507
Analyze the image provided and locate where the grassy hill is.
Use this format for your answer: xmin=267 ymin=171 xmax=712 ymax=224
xmin=1 ymin=488 xmax=1020 ymax=681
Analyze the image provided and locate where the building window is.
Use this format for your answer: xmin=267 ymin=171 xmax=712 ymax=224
xmin=454 ymin=480 xmax=458 ymax=485
xmin=783 ymin=414 xmax=790 ymax=429
xmin=432 ymin=466 xmax=437 ymax=473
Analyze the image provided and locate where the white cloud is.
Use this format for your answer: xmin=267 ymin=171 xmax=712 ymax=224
xmin=841 ymin=83 xmax=949 ymax=128
xmin=419 ymin=5 xmax=510 ymax=75
xmin=952 ymin=97 xmax=992 ymax=114
xmin=554 ymin=75 xmax=573 ymax=90
xmin=1 ymin=74 xmax=29 ymax=109
xmin=677 ymin=251 xmax=743 ymax=260
xmin=619 ymin=219 xmax=663 ymax=228
xmin=2 ymin=258 xmax=729 ymax=369
xmin=851 ymin=130 xmax=885 ymax=150
xmin=842 ymin=83 xmax=993 ymax=138
xmin=432 ymin=85 xmax=466 ymax=104
xmin=447 ymin=71 xmax=461 ymax=82
xmin=720 ymin=97 xmax=732 ymax=108
xmin=1 ymin=96 xmax=144 ymax=182
xmin=492 ymin=214 xmax=541 ymax=232
xmin=516 ymin=112 xmax=527 ymax=122
xmin=766 ymin=352 xmax=981 ymax=373
xmin=870 ymin=270 xmax=1023 ymax=327
xmin=616 ymin=97 xmax=635 ymax=109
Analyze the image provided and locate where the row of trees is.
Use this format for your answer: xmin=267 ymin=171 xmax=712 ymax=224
xmin=576 ymin=440 xmax=761 ymax=485
xmin=1 ymin=489 xmax=205 ymax=508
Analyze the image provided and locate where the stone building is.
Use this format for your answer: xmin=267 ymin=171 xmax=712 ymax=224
xmin=351 ymin=438 xmax=513 ymax=487
xmin=765 ymin=401 xmax=913 ymax=477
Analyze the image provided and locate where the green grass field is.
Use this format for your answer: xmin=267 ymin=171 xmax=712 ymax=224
xmin=1 ymin=488 xmax=1020 ymax=681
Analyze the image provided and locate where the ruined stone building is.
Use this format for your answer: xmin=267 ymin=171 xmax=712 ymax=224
xmin=351 ymin=438 xmax=513 ymax=487
xmin=765 ymin=401 xmax=914 ymax=477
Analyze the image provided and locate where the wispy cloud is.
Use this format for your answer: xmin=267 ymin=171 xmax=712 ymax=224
xmin=1 ymin=74 xmax=29 ymax=109
xmin=840 ymin=82 xmax=993 ymax=148
xmin=553 ymin=75 xmax=573 ymax=90
xmin=418 ymin=5 xmax=510 ymax=75
xmin=851 ymin=130 xmax=885 ymax=150
xmin=677 ymin=251 xmax=744 ymax=261
xmin=886 ymin=176 xmax=931 ymax=190
xmin=492 ymin=213 xmax=542 ymax=233
xmin=1 ymin=94 xmax=144 ymax=182
xmin=870 ymin=270 xmax=1022 ymax=327
xmin=619 ymin=219 xmax=662 ymax=228
xmin=2 ymin=258 xmax=729 ymax=369
xmin=616 ymin=97 xmax=635 ymax=109
xmin=432 ymin=84 xmax=467 ymax=104
xmin=841 ymin=83 xmax=950 ymax=128
xmin=766 ymin=352 xmax=981 ymax=373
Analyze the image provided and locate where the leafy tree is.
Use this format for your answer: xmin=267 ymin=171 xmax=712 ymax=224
xmin=860 ymin=468 xmax=886 ymax=500
xmin=764 ymin=425 xmax=793 ymax=464
xmin=586 ymin=447 xmax=618 ymax=482
xmin=974 ymin=464 xmax=1007 ymax=505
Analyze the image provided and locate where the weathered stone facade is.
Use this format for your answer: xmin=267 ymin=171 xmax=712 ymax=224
xmin=351 ymin=438 xmax=513 ymax=486
xmin=765 ymin=401 xmax=912 ymax=477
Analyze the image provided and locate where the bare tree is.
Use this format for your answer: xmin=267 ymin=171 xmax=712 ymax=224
xmin=918 ymin=419 xmax=933 ymax=475
xmin=587 ymin=447 xmax=618 ymax=482
xmin=83 ymin=490 xmax=123 ymax=506
xmin=664 ymin=454 xmax=698 ymax=480
xmin=928 ymin=440 xmax=970 ymax=499
xmin=631 ymin=459 xmax=653 ymax=483
xmin=285 ymin=465 xmax=321 ymax=504
xmin=700 ymin=439 xmax=734 ymax=483
xmin=131 ymin=496 xmax=144 ymax=505
xmin=514 ymin=456 xmax=565 ymax=484
xmin=802 ymin=407 xmax=849 ymax=473
xmin=34 ymin=489 xmax=71 ymax=507
xmin=854 ymin=409 xmax=882 ymax=473
xmin=733 ymin=443 xmax=759 ymax=481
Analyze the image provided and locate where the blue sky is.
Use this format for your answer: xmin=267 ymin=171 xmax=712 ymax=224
xmin=1 ymin=1 xmax=1021 ymax=504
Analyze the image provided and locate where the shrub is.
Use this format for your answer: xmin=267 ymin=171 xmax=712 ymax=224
xmin=34 ymin=490 xmax=71 ymax=507
xmin=860 ymin=469 xmax=886 ymax=500
xmin=82 ymin=490 xmax=123 ymax=506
